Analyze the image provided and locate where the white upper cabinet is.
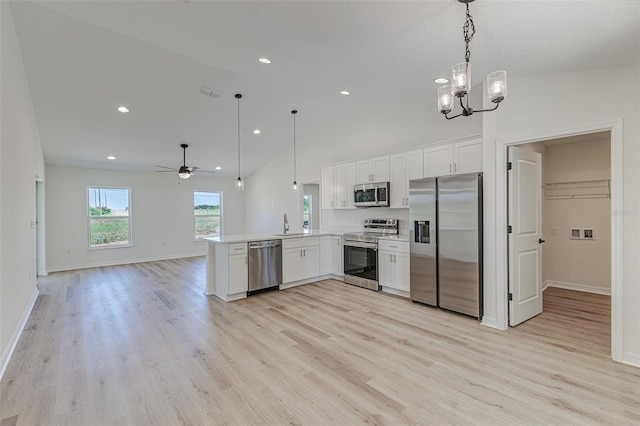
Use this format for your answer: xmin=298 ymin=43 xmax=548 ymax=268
xmin=390 ymin=150 xmax=423 ymax=208
xmin=452 ymin=139 xmax=483 ymax=174
xmin=423 ymin=139 xmax=482 ymax=177
xmin=356 ymin=156 xmax=389 ymax=184
xmin=321 ymin=166 xmax=335 ymax=209
xmin=334 ymin=162 xmax=356 ymax=209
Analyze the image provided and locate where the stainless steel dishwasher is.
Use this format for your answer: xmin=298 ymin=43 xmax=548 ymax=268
xmin=247 ymin=240 xmax=282 ymax=296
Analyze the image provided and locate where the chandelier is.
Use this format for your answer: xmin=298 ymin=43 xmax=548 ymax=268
xmin=438 ymin=0 xmax=507 ymax=119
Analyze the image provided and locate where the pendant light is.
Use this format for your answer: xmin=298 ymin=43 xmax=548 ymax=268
xmin=234 ymin=94 xmax=244 ymax=190
xmin=438 ymin=0 xmax=507 ymax=119
xmin=291 ymin=109 xmax=298 ymax=192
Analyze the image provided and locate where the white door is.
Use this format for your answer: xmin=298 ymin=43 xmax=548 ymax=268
xmin=228 ymin=254 xmax=248 ymax=294
xmin=508 ymin=146 xmax=543 ymax=326
xmin=389 ymin=154 xmax=406 ymax=208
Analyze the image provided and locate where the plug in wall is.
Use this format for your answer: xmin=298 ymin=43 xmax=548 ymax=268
xmin=570 ymin=228 xmax=582 ymax=240
xmin=583 ymin=229 xmax=595 ymax=240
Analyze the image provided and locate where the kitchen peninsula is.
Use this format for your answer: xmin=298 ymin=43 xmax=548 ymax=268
xmin=204 ymin=231 xmax=344 ymax=301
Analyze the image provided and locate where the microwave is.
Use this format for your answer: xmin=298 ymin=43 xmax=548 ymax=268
xmin=354 ymin=182 xmax=390 ymax=207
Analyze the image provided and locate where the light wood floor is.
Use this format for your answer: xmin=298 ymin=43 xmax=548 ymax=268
xmin=1 ymin=257 xmax=638 ymax=425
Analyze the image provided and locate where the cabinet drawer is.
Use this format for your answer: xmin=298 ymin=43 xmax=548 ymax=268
xmin=283 ymin=238 xmax=303 ymax=250
xmin=228 ymin=242 xmax=248 ymax=255
xmin=378 ymin=240 xmax=409 ymax=254
xmin=302 ymin=237 xmax=319 ymax=247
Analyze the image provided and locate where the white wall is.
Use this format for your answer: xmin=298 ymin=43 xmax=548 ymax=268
xmin=543 ymin=138 xmax=611 ymax=293
xmin=46 ymin=166 xmax=245 ymax=271
xmin=0 ymin=2 xmax=46 ymax=362
xmin=482 ymin=65 xmax=640 ymax=365
xmin=244 ymin=147 xmax=302 ymax=235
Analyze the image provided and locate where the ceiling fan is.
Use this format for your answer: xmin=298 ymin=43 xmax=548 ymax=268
xmin=156 ymin=143 xmax=215 ymax=179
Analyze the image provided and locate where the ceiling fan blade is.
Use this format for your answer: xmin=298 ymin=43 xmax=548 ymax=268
xmin=196 ymin=170 xmax=216 ymax=174
xmin=189 ymin=166 xmax=199 ymax=171
xmin=156 ymin=165 xmax=177 ymax=170
xmin=157 ymin=170 xmax=176 ymax=173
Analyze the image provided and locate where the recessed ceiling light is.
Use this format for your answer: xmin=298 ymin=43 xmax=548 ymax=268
xmin=339 ymin=90 xmax=351 ymax=95
xmin=107 ymin=155 xmax=117 ymax=160
xmin=434 ymin=78 xmax=449 ymax=84
xmin=215 ymin=166 xmax=222 ymax=170
xmin=258 ymin=58 xmax=271 ymax=64
xmin=253 ymin=129 xmax=261 ymax=135
xmin=117 ymin=106 xmax=130 ymax=113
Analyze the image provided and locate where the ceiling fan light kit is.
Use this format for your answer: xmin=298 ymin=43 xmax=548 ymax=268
xmin=438 ymin=0 xmax=507 ymax=120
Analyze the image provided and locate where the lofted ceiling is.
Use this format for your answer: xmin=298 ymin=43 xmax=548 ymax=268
xmin=8 ymin=0 xmax=640 ymax=179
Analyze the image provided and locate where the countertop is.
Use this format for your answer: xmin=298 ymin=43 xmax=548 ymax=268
xmin=202 ymin=229 xmax=344 ymax=244
xmin=203 ymin=230 xmax=409 ymax=244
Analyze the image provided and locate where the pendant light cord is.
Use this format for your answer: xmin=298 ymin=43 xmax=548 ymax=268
xmin=235 ymin=94 xmax=242 ymax=178
xmin=292 ymin=110 xmax=297 ymax=182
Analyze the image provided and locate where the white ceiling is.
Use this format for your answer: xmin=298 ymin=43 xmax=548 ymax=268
xmin=9 ymin=0 xmax=640 ymax=178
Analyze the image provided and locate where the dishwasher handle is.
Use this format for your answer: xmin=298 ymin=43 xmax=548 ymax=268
xmin=249 ymin=239 xmax=282 ymax=249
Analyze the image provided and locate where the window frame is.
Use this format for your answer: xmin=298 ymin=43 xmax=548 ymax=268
xmin=87 ymin=186 xmax=132 ymax=250
xmin=193 ymin=190 xmax=223 ymax=240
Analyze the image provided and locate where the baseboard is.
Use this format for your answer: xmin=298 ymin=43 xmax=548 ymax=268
xmin=481 ymin=316 xmax=498 ymax=329
xmin=380 ymin=286 xmax=410 ymax=299
xmin=622 ymin=351 xmax=640 ymax=368
xmin=0 ymin=287 xmax=39 ymax=381
xmin=544 ymin=280 xmax=611 ymax=296
xmin=46 ymin=252 xmax=205 ymax=273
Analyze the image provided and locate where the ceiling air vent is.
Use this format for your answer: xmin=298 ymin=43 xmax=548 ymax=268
xmin=200 ymin=87 xmax=222 ymax=98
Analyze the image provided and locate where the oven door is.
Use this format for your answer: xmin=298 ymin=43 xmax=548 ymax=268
xmin=343 ymin=241 xmax=379 ymax=290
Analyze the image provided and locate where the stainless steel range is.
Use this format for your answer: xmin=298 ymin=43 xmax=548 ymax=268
xmin=343 ymin=219 xmax=399 ymax=291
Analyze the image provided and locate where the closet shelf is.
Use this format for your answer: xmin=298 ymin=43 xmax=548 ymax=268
xmin=543 ymin=179 xmax=610 ymax=199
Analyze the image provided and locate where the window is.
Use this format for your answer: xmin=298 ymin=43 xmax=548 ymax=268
xmin=88 ymin=187 xmax=131 ymax=248
xmin=194 ymin=191 xmax=222 ymax=239
xmin=303 ymin=194 xmax=311 ymax=231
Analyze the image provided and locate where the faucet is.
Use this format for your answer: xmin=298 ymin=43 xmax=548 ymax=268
xmin=283 ymin=213 xmax=289 ymax=234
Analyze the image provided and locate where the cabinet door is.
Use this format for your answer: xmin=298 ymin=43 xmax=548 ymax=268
xmin=320 ymin=236 xmax=331 ymax=275
xmin=454 ymin=140 xmax=483 ymax=174
xmin=282 ymin=248 xmax=303 ymax=283
xmin=330 ymin=236 xmax=343 ymax=276
xmin=334 ymin=164 xmax=346 ymax=209
xmin=228 ymin=254 xmax=248 ymax=294
xmin=321 ymin=166 xmax=335 ymax=209
xmin=343 ymin=163 xmax=356 ymax=209
xmin=389 ymin=154 xmax=407 ymax=209
xmin=394 ymin=252 xmax=411 ymax=292
xmin=371 ymin=156 xmax=390 ymax=182
xmin=378 ymin=250 xmax=393 ymax=288
xmin=302 ymin=246 xmax=320 ymax=279
xmin=356 ymin=160 xmax=373 ymax=184
xmin=406 ymin=149 xmax=424 ymax=181
xmin=424 ymin=145 xmax=453 ymax=178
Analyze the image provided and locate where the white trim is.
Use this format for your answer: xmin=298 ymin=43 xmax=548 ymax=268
xmin=0 ymin=288 xmax=39 ymax=381
xmin=544 ymin=280 xmax=611 ymax=296
xmin=46 ymin=252 xmax=205 ymax=273
xmin=494 ymin=120 xmax=623 ymax=362
xmin=280 ymin=274 xmax=333 ymax=290
xmin=481 ymin=316 xmax=497 ymax=328
xmin=622 ymin=352 xmax=640 ymax=368
xmin=380 ymin=286 xmax=410 ymax=298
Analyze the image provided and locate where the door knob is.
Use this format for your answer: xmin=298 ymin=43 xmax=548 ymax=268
xmin=539 ymin=238 xmax=546 ymax=244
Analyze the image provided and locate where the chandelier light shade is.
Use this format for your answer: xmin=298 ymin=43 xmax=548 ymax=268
xmin=438 ymin=0 xmax=507 ymax=119
xmin=291 ymin=109 xmax=298 ymax=192
xmin=235 ymin=93 xmax=244 ymax=191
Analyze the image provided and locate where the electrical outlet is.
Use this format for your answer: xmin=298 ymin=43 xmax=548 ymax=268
xmin=67 ymin=248 xmax=72 ymax=254
xmin=162 ymin=241 xmax=166 ymax=246
xmin=570 ymin=228 xmax=581 ymax=239
xmin=584 ymin=229 xmax=594 ymax=239
xmin=551 ymin=227 xmax=557 ymax=235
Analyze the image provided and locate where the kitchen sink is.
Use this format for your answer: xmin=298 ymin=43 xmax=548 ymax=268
xmin=272 ymin=233 xmax=305 ymax=237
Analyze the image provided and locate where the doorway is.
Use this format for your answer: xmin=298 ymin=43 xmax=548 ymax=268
xmin=302 ymin=183 xmax=319 ymax=232
xmin=509 ymin=133 xmax=611 ymax=322
xmin=500 ymin=122 xmax=622 ymax=361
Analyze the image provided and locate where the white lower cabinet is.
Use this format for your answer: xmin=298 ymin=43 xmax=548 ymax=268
xmin=228 ymin=253 xmax=248 ymax=294
xmin=378 ymin=240 xmax=410 ymax=294
xmin=282 ymin=237 xmax=320 ymax=284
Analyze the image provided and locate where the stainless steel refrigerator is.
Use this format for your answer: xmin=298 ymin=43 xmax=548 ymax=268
xmin=409 ymin=173 xmax=483 ymax=319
